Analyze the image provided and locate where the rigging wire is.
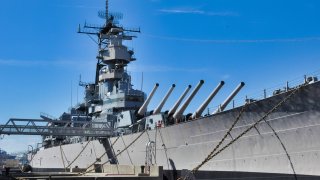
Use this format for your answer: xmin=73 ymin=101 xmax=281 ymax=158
xmin=208 ymin=70 xmax=320 ymax=114
xmin=158 ymin=128 xmax=170 ymax=170
xmin=82 ymin=130 xmax=146 ymax=174
xmin=91 ymin=141 xmax=98 ymax=159
xmin=182 ymin=82 xmax=306 ymax=180
xmin=66 ymin=140 xmax=91 ymax=169
xmin=145 ymin=129 xmax=157 ymax=163
xmin=250 ymin=102 xmax=298 ymax=180
xmin=83 ymin=136 xmax=120 ymax=173
xmin=154 ymin=127 xmax=158 ymax=165
xmin=120 ymin=135 xmax=133 ymax=165
xmin=263 ymin=119 xmax=298 ymax=180
xmin=59 ymin=144 xmax=67 ymax=172
xmin=192 ymin=102 xmax=249 ymax=173
xmin=87 ymin=34 xmax=99 ymax=45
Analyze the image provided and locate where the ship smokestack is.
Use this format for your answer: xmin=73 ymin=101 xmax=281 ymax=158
xmin=137 ymin=83 xmax=159 ymax=116
xmin=173 ymin=80 xmax=204 ymax=121
xmin=168 ymin=85 xmax=192 ymax=116
xmin=153 ymin=84 xmax=176 ymax=114
xmin=192 ymin=81 xmax=225 ymax=119
xmin=213 ymin=82 xmax=245 ymax=114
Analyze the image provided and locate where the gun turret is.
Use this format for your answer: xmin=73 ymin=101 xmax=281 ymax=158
xmin=213 ymin=82 xmax=245 ymax=114
xmin=173 ymin=80 xmax=204 ymax=121
xmin=153 ymin=84 xmax=176 ymax=114
xmin=137 ymin=83 xmax=159 ymax=116
xmin=192 ymin=81 xmax=225 ymax=119
xmin=168 ymin=85 xmax=192 ymax=116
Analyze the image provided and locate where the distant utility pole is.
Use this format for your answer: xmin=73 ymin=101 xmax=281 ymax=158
xmin=71 ymin=80 xmax=73 ymax=108
xmin=141 ymin=72 xmax=144 ymax=91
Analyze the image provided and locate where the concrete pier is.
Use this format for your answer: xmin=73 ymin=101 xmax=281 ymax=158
xmin=3 ymin=165 xmax=163 ymax=180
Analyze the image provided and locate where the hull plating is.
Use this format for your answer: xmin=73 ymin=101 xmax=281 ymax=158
xmin=30 ymin=81 xmax=320 ymax=176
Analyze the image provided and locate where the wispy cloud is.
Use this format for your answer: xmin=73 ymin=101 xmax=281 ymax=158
xmin=129 ymin=64 xmax=207 ymax=73
xmin=222 ymin=74 xmax=231 ymax=80
xmin=52 ymin=4 xmax=100 ymax=9
xmin=0 ymin=59 xmax=206 ymax=73
xmin=0 ymin=59 xmax=93 ymax=67
xmin=158 ymin=8 xmax=238 ymax=17
xmin=144 ymin=34 xmax=320 ymax=44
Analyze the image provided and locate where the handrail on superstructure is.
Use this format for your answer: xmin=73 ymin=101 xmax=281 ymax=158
xmin=0 ymin=118 xmax=113 ymax=137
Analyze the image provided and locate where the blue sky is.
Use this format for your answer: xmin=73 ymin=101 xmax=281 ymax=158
xmin=1 ymin=0 xmax=320 ymax=153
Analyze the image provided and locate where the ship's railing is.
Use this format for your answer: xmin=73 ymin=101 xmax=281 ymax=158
xmin=0 ymin=118 xmax=114 ymax=137
xmin=126 ymin=92 xmax=144 ymax=96
xmin=205 ymin=71 xmax=320 ymax=115
xmin=40 ymin=112 xmax=58 ymax=120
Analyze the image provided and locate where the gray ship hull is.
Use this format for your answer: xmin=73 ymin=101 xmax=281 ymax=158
xmin=29 ymin=81 xmax=320 ymax=178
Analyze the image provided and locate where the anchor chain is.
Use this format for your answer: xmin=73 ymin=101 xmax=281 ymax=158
xmin=81 ymin=135 xmax=120 ymax=174
xmin=182 ymin=83 xmax=305 ymax=180
xmin=66 ymin=139 xmax=92 ymax=169
xmin=59 ymin=144 xmax=67 ymax=172
xmin=263 ymin=119 xmax=298 ymax=180
xmin=192 ymin=102 xmax=249 ymax=173
xmin=82 ymin=129 xmax=146 ymax=174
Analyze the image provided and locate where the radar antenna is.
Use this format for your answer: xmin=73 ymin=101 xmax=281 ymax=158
xmin=98 ymin=0 xmax=123 ymax=25
xmin=79 ymin=75 xmax=90 ymax=87
xmin=77 ymin=0 xmax=140 ymax=85
xmin=106 ymin=0 xmax=108 ymax=24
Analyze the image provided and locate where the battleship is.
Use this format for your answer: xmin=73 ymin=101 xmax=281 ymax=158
xmin=1 ymin=0 xmax=320 ymax=179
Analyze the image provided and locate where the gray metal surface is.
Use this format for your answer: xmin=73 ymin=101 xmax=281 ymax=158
xmin=192 ymin=81 xmax=224 ymax=119
xmin=2 ymin=0 xmax=319 ymax=179
xmin=138 ymin=83 xmax=159 ymax=116
xmin=153 ymin=84 xmax=175 ymax=115
xmin=173 ymin=80 xmax=204 ymax=120
xmin=0 ymin=119 xmax=113 ymax=137
xmin=213 ymin=82 xmax=245 ymax=114
xmin=29 ymin=81 xmax=320 ymax=177
xmin=168 ymin=85 xmax=192 ymax=116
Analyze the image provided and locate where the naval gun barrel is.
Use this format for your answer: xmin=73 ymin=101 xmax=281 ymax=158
xmin=173 ymin=80 xmax=204 ymax=120
xmin=137 ymin=83 xmax=159 ymax=116
xmin=168 ymin=85 xmax=192 ymax=116
xmin=213 ymin=82 xmax=245 ymax=114
xmin=153 ymin=84 xmax=176 ymax=114
xmin=192 ymin=81 xmax=225 ymax=119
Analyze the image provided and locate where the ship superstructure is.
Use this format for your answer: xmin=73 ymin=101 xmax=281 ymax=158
xmin=41 ymin=1 xmax=147 ymax=146
xmin=77 ymin=2 xmax=145 ymax=132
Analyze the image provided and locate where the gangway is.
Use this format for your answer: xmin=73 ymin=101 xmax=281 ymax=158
xmin=0 ymin=118 xmax=114 ymax=137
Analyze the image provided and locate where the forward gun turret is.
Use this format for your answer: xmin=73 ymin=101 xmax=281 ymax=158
xmin=137 ymin=83 xmax=159 ymax=117
xmin=173 ymin=80 xmax=204 ymax=122
xmin=168 ymin=85 xmax=192 ymax=116
xmin=213 ymin=82 xmax=245 ymax=114
xmin=192 ymin=81 xmax=225 ymax=119
xmin=153 ymin=84 xmax=176 ymax=114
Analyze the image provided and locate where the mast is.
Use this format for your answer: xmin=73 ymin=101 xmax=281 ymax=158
xmin=105 ymin=0 xmax=109 ymax=24
xmin=77 ymin=0 xmax=142 ymax=113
